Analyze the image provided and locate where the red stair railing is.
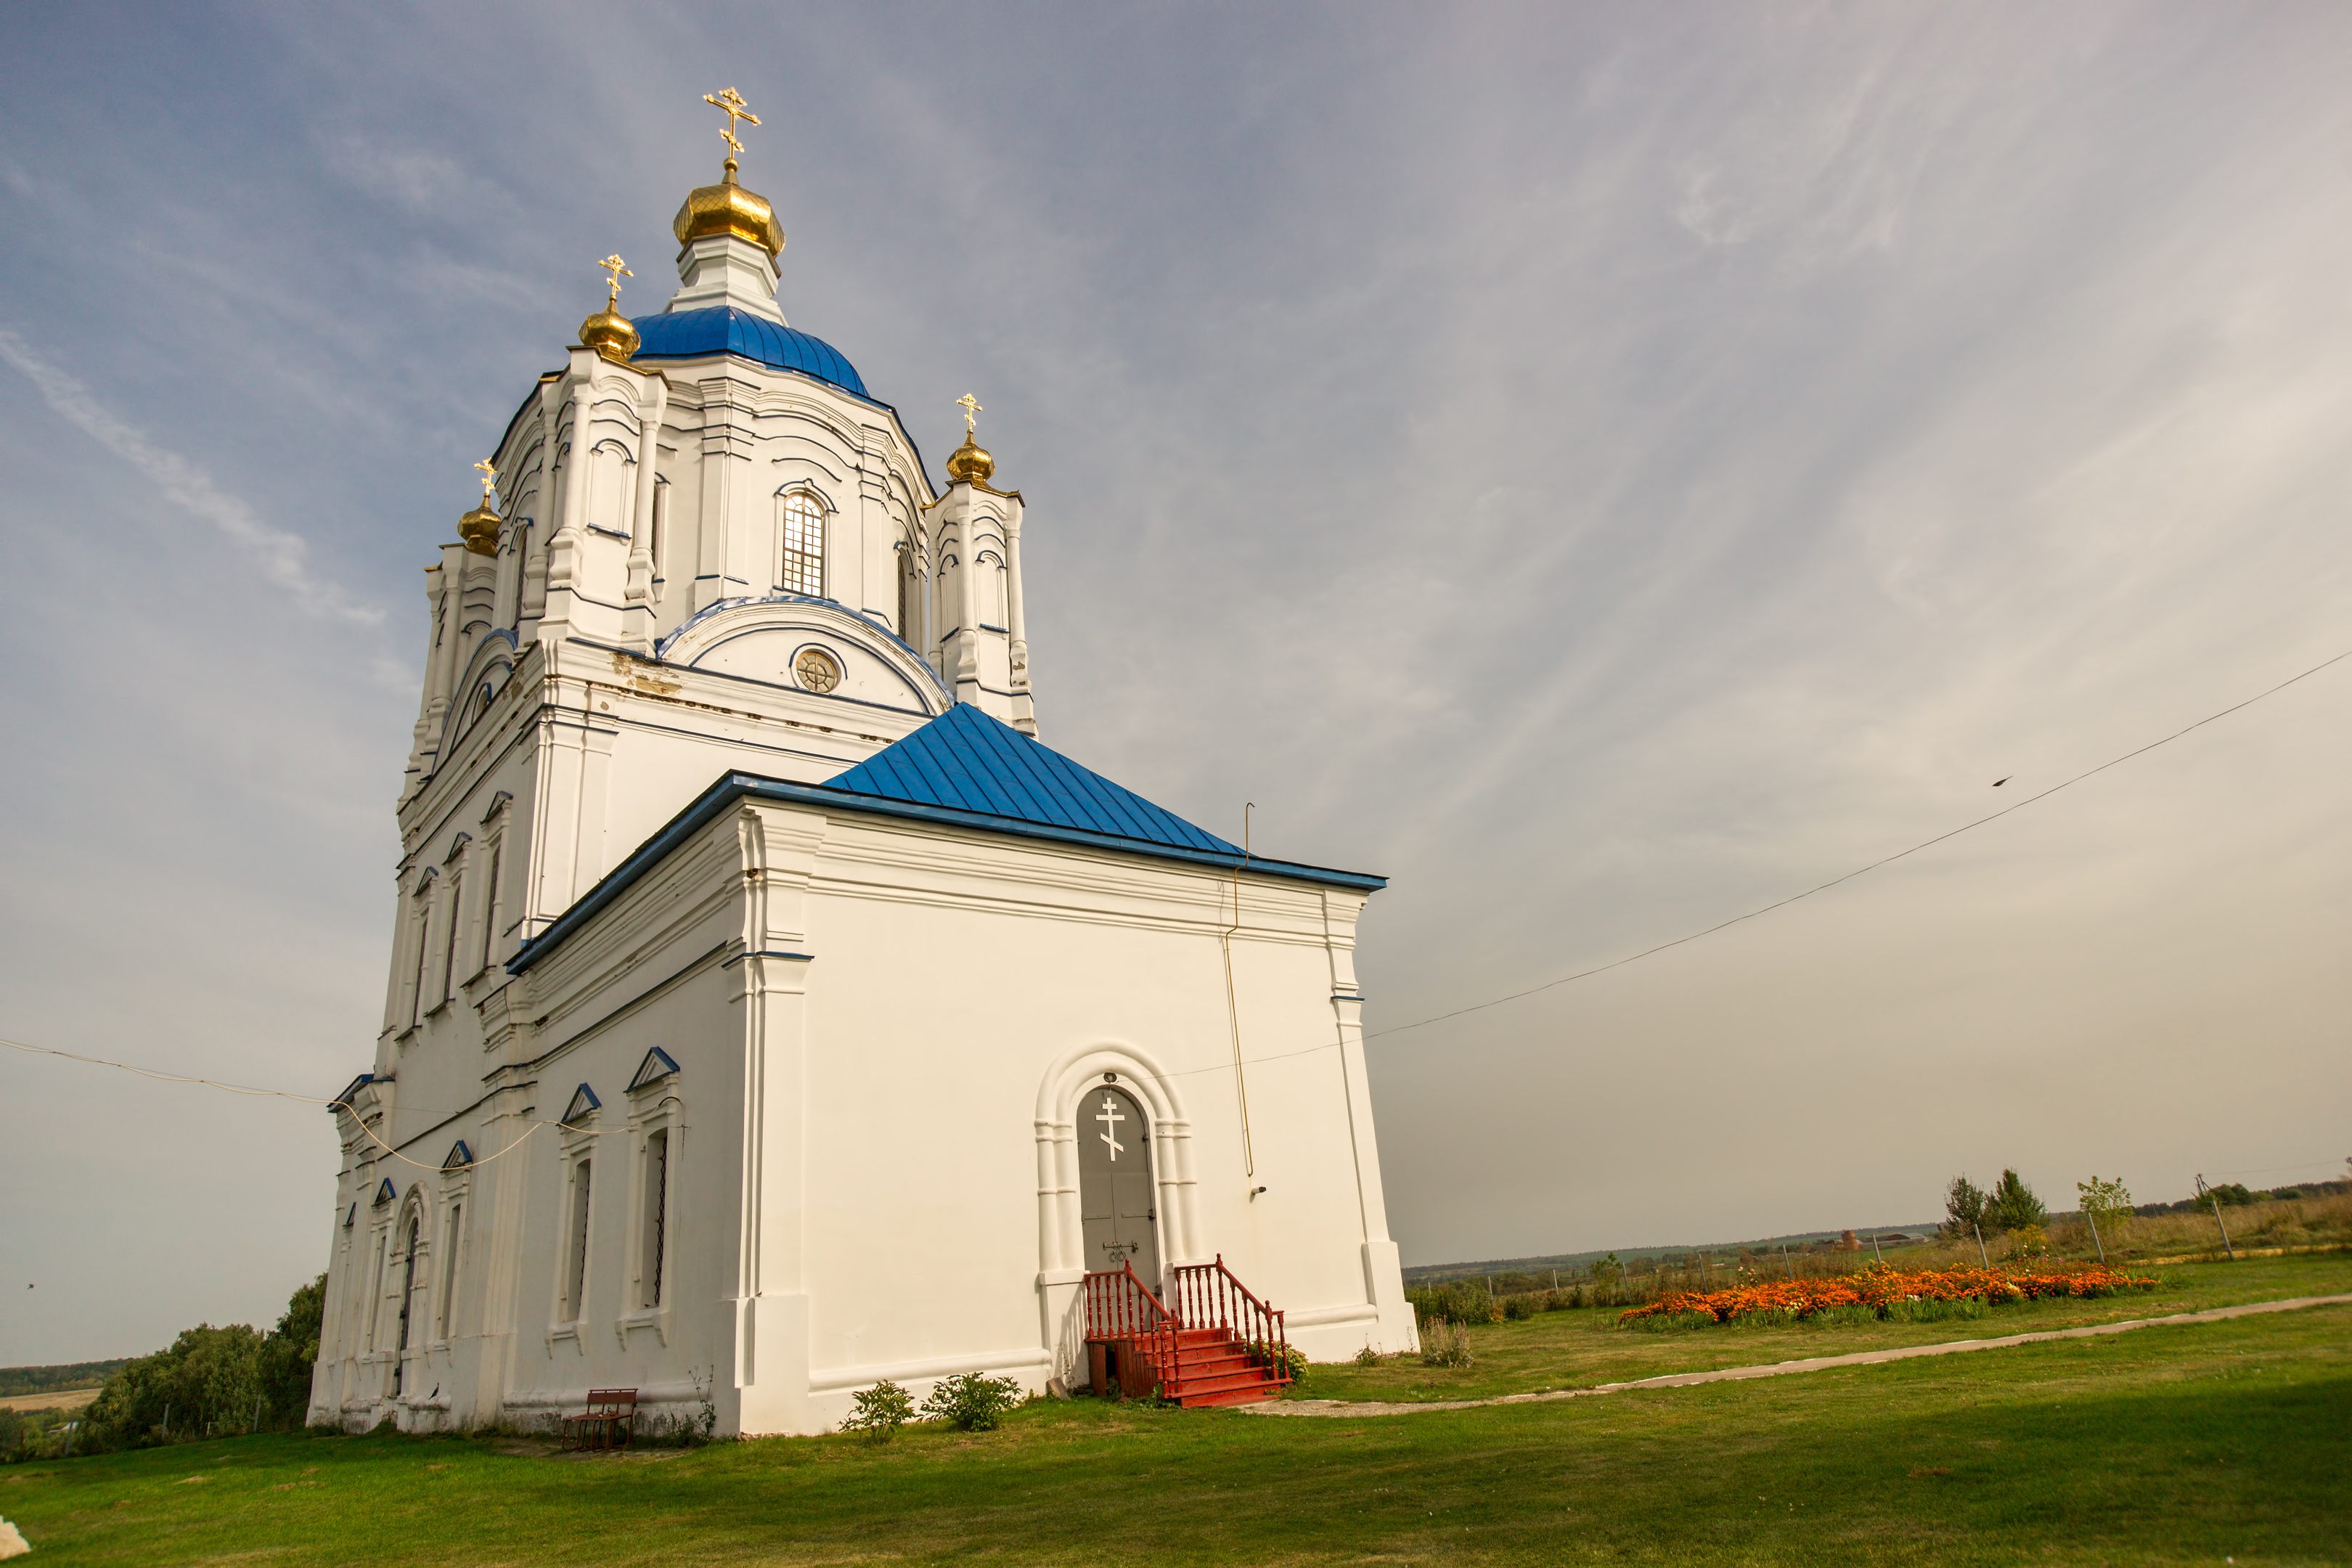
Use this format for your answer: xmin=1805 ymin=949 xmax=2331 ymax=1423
xmin=1167 ymin=1254 xmax=1291 ymax=1392
xmin=1080 ymin=1262 xmax=1183 ymax=1401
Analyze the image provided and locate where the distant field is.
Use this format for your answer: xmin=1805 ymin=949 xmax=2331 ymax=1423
xmin=3 ymin=1256 xmax=2345 ymax=1565
xmin=0 ymin=1387 xmax=99 ymax=1415
xmin=1321 ymin=1251 xmax=2352 ymax=1403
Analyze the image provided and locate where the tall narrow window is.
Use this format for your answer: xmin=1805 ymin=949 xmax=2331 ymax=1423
xmin=479 ymin=844 xmax=503 ymax=972
xmin=408 ymin=894 xmax=431 ymax=1026
xmin=565 ymin=1161 xmax=593 ymax=1322
xmin=393 ymin=1217 xmax=419 ymax=1394
xmin=640 ymin=1130 xmax=669 ymax=1310
xmin=440 ymin=875 xmax=462 ymax=1003
xmin=438 ymin=1202 xmax=462 ymax=1339
xmin=779 ymin=492 xmax=824 ymax=597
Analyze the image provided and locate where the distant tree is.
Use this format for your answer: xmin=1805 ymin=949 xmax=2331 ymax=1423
xmin=82 ymin=1324 xmax=264 ymax=1448
xmin=1941 ymin=1175 xmax=1990 ymax=1240
xmin=1988 ymin=1169 xmax=2047 ymax=1233
xmin=258 ymin=1274 xmax=326 ymax=1426
xmin=2076 ymin=1175 xmax=2133 ymax=1230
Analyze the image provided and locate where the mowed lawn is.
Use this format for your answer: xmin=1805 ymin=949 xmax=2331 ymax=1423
xmin=4 ymin=1289 xmax=2347 ymax=1564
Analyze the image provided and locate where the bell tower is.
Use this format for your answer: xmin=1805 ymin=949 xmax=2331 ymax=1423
xmin=375 ymin=91 xmax=1043 ymax=1088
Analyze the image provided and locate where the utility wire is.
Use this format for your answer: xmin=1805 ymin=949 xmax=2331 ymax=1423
xmin=0 ymin=1034 xmax=612 ymax=1170
xmin=1364 ymin=645 xmax=2352 ymax=1044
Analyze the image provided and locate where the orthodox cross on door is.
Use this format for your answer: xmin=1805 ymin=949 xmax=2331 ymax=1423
xmin=701 ymin=86 xmax=761 ymax=163
xmin=1095 ymin=1094 xmax=1126 ymax=1161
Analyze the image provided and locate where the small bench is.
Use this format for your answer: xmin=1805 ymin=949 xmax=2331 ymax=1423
xmin=560 ymin=1388 xmax=638 ymax=1452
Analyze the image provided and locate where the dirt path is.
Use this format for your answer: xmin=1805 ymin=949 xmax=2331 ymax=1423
xmin=1248 ymin=1292 xmax=2352 ymax=1418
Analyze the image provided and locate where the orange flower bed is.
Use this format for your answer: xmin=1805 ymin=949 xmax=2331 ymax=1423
xmin=1617 ymin=1263 xmax=2157 ymax=1326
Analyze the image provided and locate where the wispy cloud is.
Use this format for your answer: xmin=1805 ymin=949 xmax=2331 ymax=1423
xmin=0 ymin=327 xmax=382 ymax=625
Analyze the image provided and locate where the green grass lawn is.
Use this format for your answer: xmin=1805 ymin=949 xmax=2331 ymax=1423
xmin=4 ymin=1275 xmax=2345 ymax=1565
xmin=1318 ymin=1252 xmax=2352 ymax=1404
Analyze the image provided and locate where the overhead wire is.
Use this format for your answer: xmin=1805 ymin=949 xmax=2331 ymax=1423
xmin=6 ymin=645 xmax=2346 ymax=1124
xmin=1363 ymin=643 xmax=2352 ymax=1043
xmin=0 ymin=1034 xmax=618 ymax=1172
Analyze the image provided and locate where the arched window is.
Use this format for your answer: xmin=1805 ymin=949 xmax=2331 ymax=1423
xmin=778 ymin=491 xmax=824 ymax=597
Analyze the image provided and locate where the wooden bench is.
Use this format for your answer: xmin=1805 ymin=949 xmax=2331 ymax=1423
xmin=560 ymin=1388 xmax=638 ymax=1452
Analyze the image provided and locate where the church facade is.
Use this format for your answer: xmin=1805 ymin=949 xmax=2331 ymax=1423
xmin=307 ymin=111 xmax=1416 ymax=1438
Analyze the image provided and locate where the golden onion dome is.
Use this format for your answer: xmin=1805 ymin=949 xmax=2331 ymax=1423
xmin=673 ymin=160 xmax=785 ymax=256
xmin=945 ymin=430 xmax=995 ymax=486
xmin=579 ymin=304 xmax=641 ymax=363
xmin=457 ymin=502 xmax=502 ymax=557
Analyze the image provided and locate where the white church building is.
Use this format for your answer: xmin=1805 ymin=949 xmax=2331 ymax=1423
xmin=308 ymin=107 xmax=1417 ymax=1438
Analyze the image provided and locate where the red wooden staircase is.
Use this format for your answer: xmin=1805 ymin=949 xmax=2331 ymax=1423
xmin=1082 ymin=1257 xmax=1293 ymax=1408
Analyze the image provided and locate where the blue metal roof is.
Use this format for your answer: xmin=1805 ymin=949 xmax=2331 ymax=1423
xmin=631 ymin=307 xmax=868 ymax=397
xmin=825 ymin=704 xmax=1242 ymax=854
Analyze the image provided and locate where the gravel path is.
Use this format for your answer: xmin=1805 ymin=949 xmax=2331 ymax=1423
xmin=1246 ymin=1292 xmax=2352 ymax=1417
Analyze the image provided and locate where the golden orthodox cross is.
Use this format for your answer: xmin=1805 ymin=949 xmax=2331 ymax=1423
xmin=956 ymin=393 xmax=982 ymax=433
xmin=474 ymin=458 xmax=498 ymax=502
xmin=596 ymin=254 xmax=632 ymax=307
xmin=702 ymin=87 xmax=761 ymax=162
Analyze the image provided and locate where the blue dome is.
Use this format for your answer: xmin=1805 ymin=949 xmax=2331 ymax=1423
xmin=629 ymin=307 xmax=868 ymax=398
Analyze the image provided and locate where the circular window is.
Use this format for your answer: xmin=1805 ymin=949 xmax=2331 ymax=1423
xmin=793 ymin=647 xmax=842 ymax=694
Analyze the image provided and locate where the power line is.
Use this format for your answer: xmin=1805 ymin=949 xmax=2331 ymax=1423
xmin=1365 ymin=644 xmax=2352 ymax=1043
xmin=0 ymin=1035 xmax=605 ymax=1171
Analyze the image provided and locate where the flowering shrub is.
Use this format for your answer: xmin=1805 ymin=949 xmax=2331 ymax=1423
xmin=1616 ymin=1262 xmax=2156 ymax=1327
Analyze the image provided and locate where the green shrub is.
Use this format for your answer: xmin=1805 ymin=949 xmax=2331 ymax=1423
xmin=1501 ymin=1294 xmax=1534 ymax=1320
xmin=920 ymin=1373 xmax=1022 ymax=1432
xmin=841 ymin=1379 xmax=914 ymax=1442
xmin=1989 ymin=1170 xmax=2048 ymax=1233
xmin=1943 ymin=1175 xmax=1990 ymax=1240
xmin=1418 ymin=1321 xmax=1474 ymax=1368
xmin=1352 ymin=1344 xmax=1381 ymax=1368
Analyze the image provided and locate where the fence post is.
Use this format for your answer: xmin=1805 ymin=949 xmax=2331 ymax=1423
xmin=1779 ymin=1244 xmax=1793 ymax=1279
xmin=2085 ymin=1207 xmax=2106 ymax=1265
xmin=252 ymin=1395 xmax=264 ymax=1435
xmin=2196 ymin=1175 xmax=2236 ymax=1261
xmin=161 ymin=1403 xmax=171 ymax=1441
xmin=1869 ymin=1232 xmax=1883 ymax=1265
xmin=1972 ymin=1223 xmax=1990 ymax=1269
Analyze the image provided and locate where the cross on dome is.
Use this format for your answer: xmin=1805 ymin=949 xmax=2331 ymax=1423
xmin=595 ymin=254 xmax=632 ymax=308
xmin=702 ymin=87 xmax=761 ymax=169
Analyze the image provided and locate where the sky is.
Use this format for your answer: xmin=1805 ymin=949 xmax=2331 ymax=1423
xmin=1 ymin=1 xmax=2347 ymax=1364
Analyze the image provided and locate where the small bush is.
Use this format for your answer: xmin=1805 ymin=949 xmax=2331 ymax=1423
xmin=1501 ymin=1294 xmax=1534 ymax=1320
xmin=841 ymin=1379 xmax=914 ymax=1442
xmin=1419 ymin=1321 xmax=1474 ymax=1368
xmin=920 ymin=1373 xmax=1022 ymax=1432
xmin=1353 ymin=1344 xmax=1382 ymax=1368
xmin=1252 ymin=1342 xmax=1309 ymax=1385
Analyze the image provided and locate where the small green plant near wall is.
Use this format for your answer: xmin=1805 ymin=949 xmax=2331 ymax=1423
xmin=841 ymin=1379 xmax=914 ymax=1442
xmin=920 ymin=1373 xmax=1023 ymax=1432
xmin=1419 ymin=1321 xmax=1474 ymax=1368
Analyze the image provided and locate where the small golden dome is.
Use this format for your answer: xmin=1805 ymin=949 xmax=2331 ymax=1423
xmin=579 ymin=305 xmax=641 ymax=363
xmin=457 ymin=502 xmax=502 ymax=557
xmin=946 ymin=430 xmax=995 ymax=486
xmin=673 ymin=162 xmax=785 ymax=256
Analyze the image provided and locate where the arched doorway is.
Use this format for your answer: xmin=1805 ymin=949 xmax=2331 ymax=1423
xmin=1076 ymin=1084 xmax=1161 ymax=1285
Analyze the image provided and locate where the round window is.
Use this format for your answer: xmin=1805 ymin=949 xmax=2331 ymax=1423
xmin=793 ymin=647 xmax=841 ymax=693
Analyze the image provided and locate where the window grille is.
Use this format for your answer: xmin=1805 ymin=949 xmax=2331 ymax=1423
xmin=780 ymin=492 xmax=824 ymax=597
